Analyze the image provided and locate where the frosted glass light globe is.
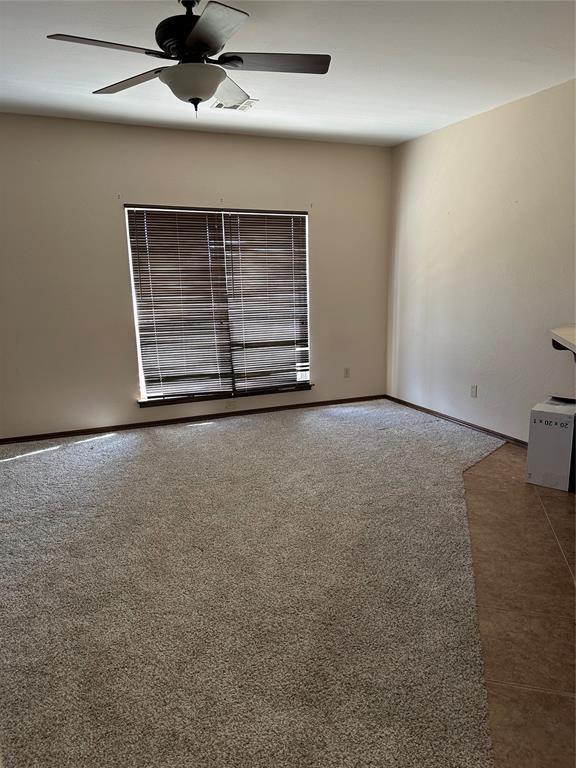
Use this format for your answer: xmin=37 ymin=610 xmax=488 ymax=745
xmin=159 ymin=63 xmax=226 ymax=104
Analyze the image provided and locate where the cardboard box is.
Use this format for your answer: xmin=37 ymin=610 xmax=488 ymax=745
xmin=527 ymin=398 xmax=575 ymax=491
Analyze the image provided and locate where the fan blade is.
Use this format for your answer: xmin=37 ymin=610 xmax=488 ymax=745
xmin=93 ymin=67 xmax=168 ymax=94
xmin=218 ymin=52 xmax=331 ymax=74
xmin=214 ymin=74 xmax=250 ymax=108
xmin=185 ymin=2 xmax=249 ymax=56
xmin=47 ymin=34 xmax=174 ymax=60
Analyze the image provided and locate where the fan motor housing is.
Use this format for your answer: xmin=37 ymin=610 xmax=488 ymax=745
xmin=155 ymin=14 xmax=199 ymax=59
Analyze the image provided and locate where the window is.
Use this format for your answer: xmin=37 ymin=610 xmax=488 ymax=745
xmin=126 ymin=206 xmax=310 ymax=404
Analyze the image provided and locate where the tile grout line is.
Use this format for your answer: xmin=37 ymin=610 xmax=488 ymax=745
xmin=535 ymin=491 xmax=575 ymax=583
xmin=476 ymin=602 xmax=576 ymax=622
xmin=463 ymin=472 xmax=541 ymax=497
xmin=486 ymin=678 xmax=576 ymax=698
xmin=478 ymin=607 xmax=574 ymax=622
xmin=464 ymin=471 xmax=534 ymax=486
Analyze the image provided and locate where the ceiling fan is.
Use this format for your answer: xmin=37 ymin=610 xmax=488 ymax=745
xmin=48 ymin=0 xmax=331 ymax=111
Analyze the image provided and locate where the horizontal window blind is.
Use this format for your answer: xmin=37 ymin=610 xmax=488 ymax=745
xmin=126 ymin=206 xmax=310 ymax=403
xmin=127 ymin=208 xmax=233 ymax=399
xmin=224 ymin=213 xmax=309 ymax=394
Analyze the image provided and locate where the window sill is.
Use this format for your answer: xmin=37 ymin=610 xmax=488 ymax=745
xmin=138 ymin=383 xmax=313 ymax=408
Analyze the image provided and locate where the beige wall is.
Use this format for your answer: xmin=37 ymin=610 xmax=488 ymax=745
xmin=388 ymin=81 xmax=575 ymax=442
xmin=2 ymin=81 xmax=574 ymax=442
xmin=0 ymin=114 xmax=390 ymax=439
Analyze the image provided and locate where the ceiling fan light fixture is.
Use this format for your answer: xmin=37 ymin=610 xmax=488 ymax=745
xmin=48 ymin=1 xmax=331 ymax=109
xmin=159 ymin=63 xmax=226 ymax=105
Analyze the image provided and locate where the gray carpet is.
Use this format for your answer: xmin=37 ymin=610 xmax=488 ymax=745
xmin=0 ymin=400 xmax=501 ymax=768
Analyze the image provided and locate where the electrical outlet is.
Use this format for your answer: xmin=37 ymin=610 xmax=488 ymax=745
xmin=344 ymin=367 xmax=351 ymax=379
xmin=470 ymin=384 xmax=478 ymax=399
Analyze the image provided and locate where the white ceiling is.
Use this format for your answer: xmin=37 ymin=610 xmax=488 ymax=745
xmin=0 ymin=0 xmax=574 ymax=145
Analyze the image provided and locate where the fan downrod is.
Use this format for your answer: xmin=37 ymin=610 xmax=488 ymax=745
xmin=179 ymin=0 xmax=200 ymax=14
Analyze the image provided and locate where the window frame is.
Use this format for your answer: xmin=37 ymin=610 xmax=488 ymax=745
xmin=124 ymin=204 xmax=313 ymax=407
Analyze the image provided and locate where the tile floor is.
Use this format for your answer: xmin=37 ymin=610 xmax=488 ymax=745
xmin=464 ymin=443 xmax=575 ymax=768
